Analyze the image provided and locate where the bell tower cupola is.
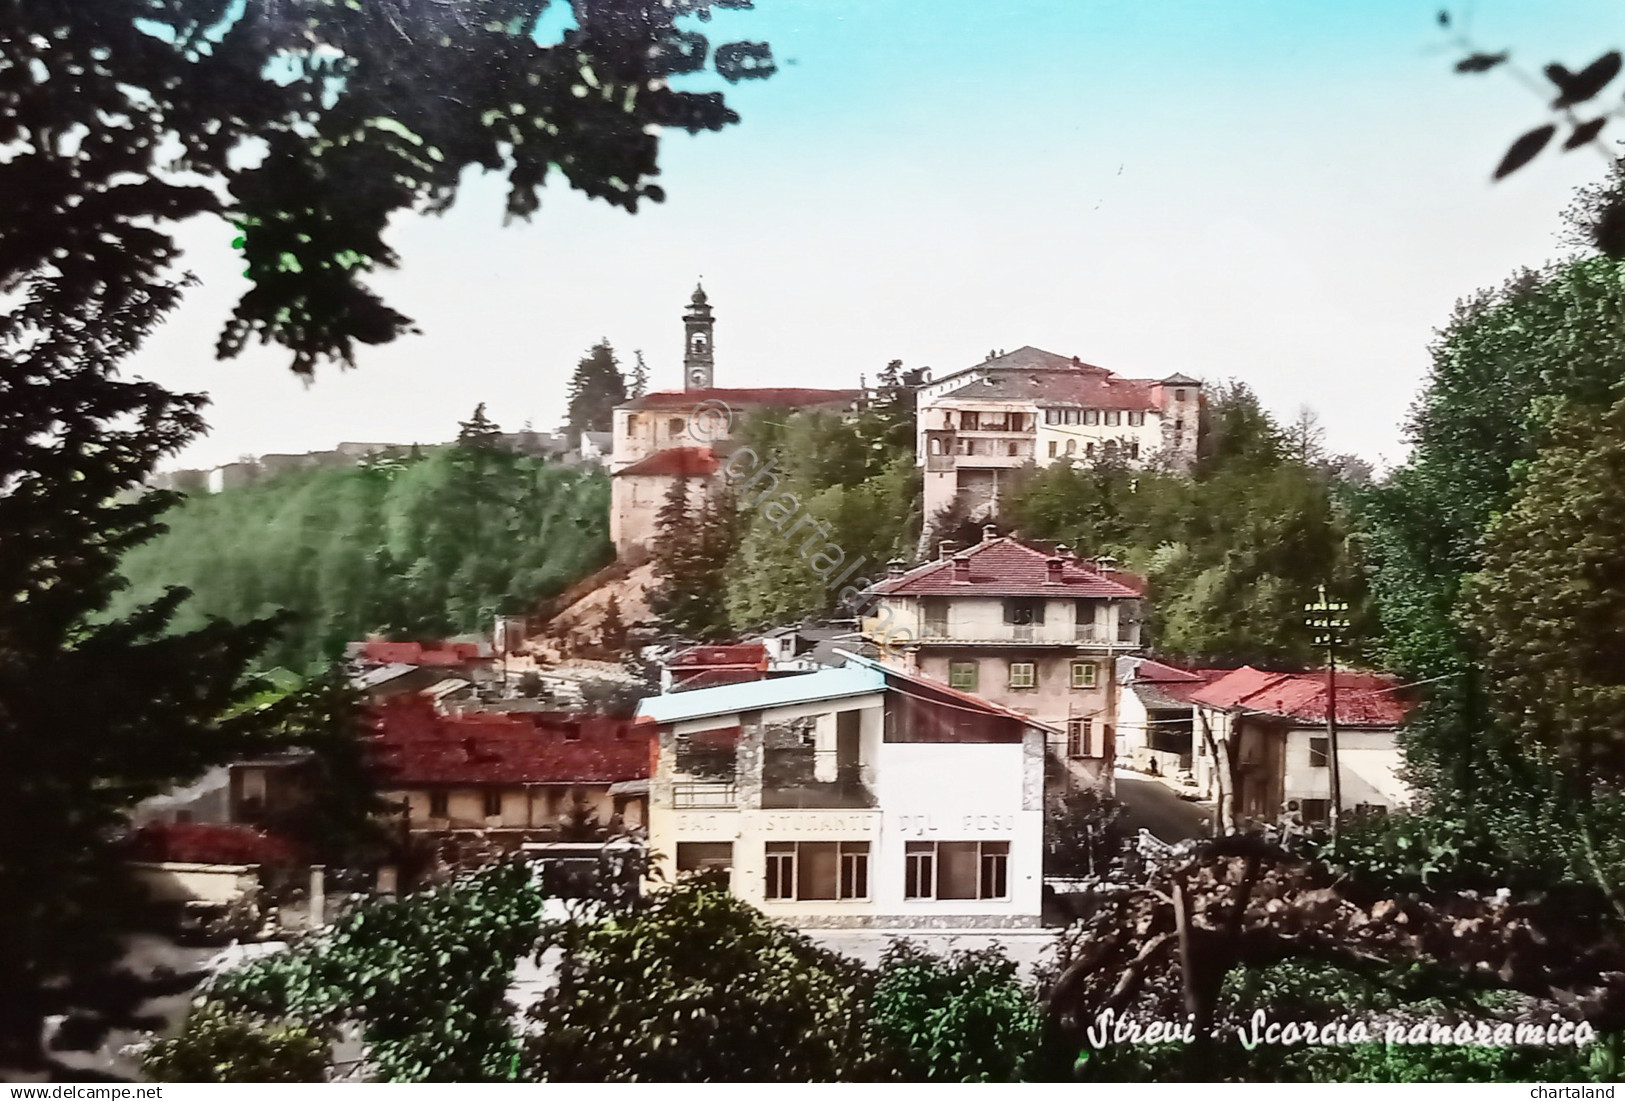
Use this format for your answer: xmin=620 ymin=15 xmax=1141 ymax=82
xmin=683 ymin=282 xmax=714 ymax=390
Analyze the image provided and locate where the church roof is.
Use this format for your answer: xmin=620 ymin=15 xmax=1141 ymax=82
xmin=619 ymin=388 xmax=861 ymax=412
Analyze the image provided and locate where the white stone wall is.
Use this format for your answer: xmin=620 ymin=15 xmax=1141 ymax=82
xmin=1280 ymin=726 xmax=1412 ymax=812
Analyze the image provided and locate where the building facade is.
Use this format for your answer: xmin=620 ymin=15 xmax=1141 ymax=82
xmin=861 ymin=532 xmax=1145 ymax=791
xmin=1114 ymin=657 xmax=1229 ymax=779
xmin=1189 ymin=667 xmax=1412 ymax=827
xmin=640 ymin=655 xmax=1050 ymax=929
xmin=915 ymin=346 xmax=1202 ymax=525
xmin=608 ymin=286 xmax=861 ymax=557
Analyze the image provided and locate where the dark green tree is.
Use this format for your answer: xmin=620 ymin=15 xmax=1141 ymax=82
xmin=202 ymin=861 xmax=546 ymax=1082
xmin=523 ymin=879 xmax=880 ymax=1081
xmin=869 ymin=941 xmax=1041 ymax=1083
xmin=649 ymin=477 xmax=738 ymax=638
xmin=629 ymin=349 xmax=650 ymax=400
xmin=565 ymin=340 xmax=628 ymax=436
xmin=142 ymin=1003 xmax=328 ymax=1083
xmin=0 ymin=284 xmax=284 ymax=1069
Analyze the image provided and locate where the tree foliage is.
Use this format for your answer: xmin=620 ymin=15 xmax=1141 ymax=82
xmin=111 ymin=441 xmax=611 ymax=670
xmin=4 ymin=0 xmax=777 ymax=377
xmin=1008 ymin=383 xmax=1369 ymax=666
xmin=648 ymin=477 xmax=739 ymax=638
xmin=203 ymin=861 xmax=546 ymax=1082
xmin=869 ymin=940 xmax=1040 ymax=1083
xmin=142 ymin=1003 xmax=328 ymax=1083
xmin=565 ymin=340 xmax=628 ymax=436
xmin=523 ymin=878 xmax=880 ymax=1081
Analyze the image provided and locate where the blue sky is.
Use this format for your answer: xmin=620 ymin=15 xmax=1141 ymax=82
xmin=134 ymin=0 xmax=1624 ymax=469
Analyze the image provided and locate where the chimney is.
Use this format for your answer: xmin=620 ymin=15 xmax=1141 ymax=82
xmin=937 ymin=540 xmax=960 ymax=561
xmin=1055 ymin=543 xmax=1072 ymax=559
xmin=1095 ymin=555 xmax=1117 ymax=574
xmin=886 ymin=559 xmax=905 ymax=579
xmin=1045 ymin=557 xmax=1064 ymax=584
xmin=982 ymin=523 xmax=998 ymax=544
xmin=952 ymin=556 xmax=972 ymax=583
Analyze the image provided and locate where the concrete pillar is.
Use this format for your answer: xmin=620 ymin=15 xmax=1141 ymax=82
xmin=376 ymin=865 xmax=399 ymax=899
xmin=309 ymin=864 xmax=327 ymax=928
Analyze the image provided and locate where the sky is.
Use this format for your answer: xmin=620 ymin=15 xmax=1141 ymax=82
xmin=132 ymin=0 xmax=1624 ymax=472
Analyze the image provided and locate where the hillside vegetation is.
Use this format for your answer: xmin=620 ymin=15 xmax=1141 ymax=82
xmin=112 ymin=432 xmax=611 ymax=671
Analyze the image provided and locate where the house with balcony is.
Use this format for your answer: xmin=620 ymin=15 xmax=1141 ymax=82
xmin=639 ymin=652 xmax=1051 ymax=929
xmin=1188 ymin=667 xmax=1413 ymax=827
xmin=861 ymin=530 xmax=1146 ymax=792
xmin=914 ymin=346 xmax=1201 ymax=527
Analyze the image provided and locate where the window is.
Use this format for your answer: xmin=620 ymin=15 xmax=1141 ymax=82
xmin=1065 ymin=408 xmax=1080 ymax=425
xmin=1175 ymin=417 xmax=1185 ymax=431
xmin=483 ymin=789 xmax=503 ymax=818
xmin=1067 ymin=718 xmax=1093 ymax=758
xmin=1007 ymin=441 xmax=1019 ymax=457
xmin=1071 ymin=661 xmax=1098 ymax=689
xmin=1175 ymin=389 xmax=1187 ymax=402
xmin=677 ymin=842 xmax=734 ymax=873
xmin=922 ymin=597 xmax=948 ymax=636
xmin=1003 ymin=598 xmax=1045 ymax=625
xmin=1085 ymin=441 xmax=1096 ymax=457
xmin=765 ymin=842 xmax=795 ymax=899
xmin=669 ymin=417 xmax=684 ymax=435
xmin=929 ymin=438 xmax=942 ymax=455
xmin=1105 ymin=410 xmax=1121 ymax=426
xmin=1064 ymin=439 xmax=1076 ymax=455
xmin=961 ymin=411 xmax=980 ymax=431
xmin=1308 ymin=737 xmax=1329 ymax=768
xmin=1008 ymin=662 xmax=1036 ymax=689
xmin=1047 ymin=440 xmax=1057 ymax=458
xmin=1301 ymin=799 xmax=1330 ymax=823
xmin=765 ymin=841 xmax=869 ymax=901
xmin=1129 ymin=410 xmax=1145 ymax=426
xmin=904 ymin=841 xmax=1009 ymax=900
xmin=1045 ymin=408 xmax=1060 ymax=425
xmin=429 ymin=790 xmax=449 ymax=818
xmin=949 ymin=661 xmax=979 ymax=691
xmin=1129 ymin=441 xmax=1140 ymax=460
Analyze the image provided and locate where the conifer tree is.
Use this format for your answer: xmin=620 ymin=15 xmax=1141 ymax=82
xmin=629 ymin=350 xmax=651 ymax=400
xmin=565 ymin=341 xmax=628 ymax=436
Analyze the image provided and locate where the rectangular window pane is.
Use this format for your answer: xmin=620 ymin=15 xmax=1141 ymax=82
xmin=677 ymin=842 xmax=734 ymax=872
xmin=1008 ymin=663 xmax=1035 ymax=688
xmin=1071 ymin=661 xmax=1096 ymax=688
xmin=905 ymin=841 xmax=934 ymax=899
xmin=980 ymin=842 xmax=1009 ymax=899
xmin=840 ymin=842 xmax=870 ymax=899
xmin=949 ymin=661 xmax=978 ymax=691
xmin=1309 ymin=737 xmax=1329 ymax=768
xmin=938 ymin=842 xmax=980 ymax=899
xmin=797 ymin=841 xmax=839 ymax=901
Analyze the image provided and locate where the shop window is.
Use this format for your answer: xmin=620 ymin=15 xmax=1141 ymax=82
xmin=904 ymin=841 xmax=1009 ymax=900
xmin=765 ymin=841 xmax=869 ymax=901
xmin=677 ymin=842 xmax=734 ymax=873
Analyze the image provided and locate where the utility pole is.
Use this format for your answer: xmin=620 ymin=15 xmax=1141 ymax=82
xmin=1304 ymin=586 xmax=1349 ymax=845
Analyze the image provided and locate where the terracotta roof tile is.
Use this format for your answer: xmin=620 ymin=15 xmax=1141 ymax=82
xmin=127 ymin=822 xmax=302 ymax=866
xmin=370 ymin=698 xmax=652 ymax=786
xmin=360 ymin=640 xmax=483 ymax=666
xmin=614 ymin=447 xmax=720 ymax=478
xmin=621 ymin=388 xmax=861 ymax=412
xmin=1191 ymin=667 xmax=1409 ymax=727
xmin=870 ymin=537 xmax=1146 ymax=598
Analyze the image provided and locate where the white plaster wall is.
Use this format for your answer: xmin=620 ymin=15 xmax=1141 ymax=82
xmin=1281 ymin=727 xmax=1412 ymax=811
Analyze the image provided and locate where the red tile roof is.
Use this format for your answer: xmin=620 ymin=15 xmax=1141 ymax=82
xmin=870 ymin=537 xmax=1146 ymax=598
xmin=1129 ymin=660 xmax=1233 ymax=704
xmin=1190 ymin=666 xmax=1410 ymax=727
xmin=127 ymin=822 xmax=303 ymax=866
xmin=614 ymin=446 xmax=721 ymax=478
xmin=939 ymin=371 xmax=1161 ymax=412
xmin=668 ymin=642 xmax=770 ymax=669
xmin=360 ymin=640 xmax=483 ymax=666
xmin=622 ymin=388 xmax=862 ymax=412
xmin=370 ymin=698 xmax=653 ymax=786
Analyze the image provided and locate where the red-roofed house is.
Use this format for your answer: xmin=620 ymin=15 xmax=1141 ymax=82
xmin=608 ymin=286 xmax=862 ymax=556
xmin=863 ymin=531 xmax=1146 ymax=790
xmin=1115 ymin=656 xmax=1234 ymax=777
xmin=370 ymin=698 xmax=654 ymax=847
xmin=1188 ymin=667 xmax=1413 ymax=827
xmin=914 ymin=346 xmax=1203 ymax=525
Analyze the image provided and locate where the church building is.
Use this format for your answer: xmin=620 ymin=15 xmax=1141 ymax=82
xmin=609 ymin=286 xmax=862 ymax=558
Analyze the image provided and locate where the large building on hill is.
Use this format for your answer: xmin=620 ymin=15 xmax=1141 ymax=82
xmin=609 ymin=285 xmax=862 ymax=557
xmin=915 ymin=346 xmax=1202 ymax=526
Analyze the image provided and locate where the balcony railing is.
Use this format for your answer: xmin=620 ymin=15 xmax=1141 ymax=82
xmin=672 ymin=780 xmax=737 ymax=809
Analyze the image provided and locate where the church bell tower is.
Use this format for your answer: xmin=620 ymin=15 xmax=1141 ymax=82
xmin=683 ymin=283 xmax=714 ymax=390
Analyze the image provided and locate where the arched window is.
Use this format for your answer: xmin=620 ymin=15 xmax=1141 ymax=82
xmin=929 ymin=438 xmax=942 ymax=456
xmin=1007 ymin=441 xmax=1019 ymax=457
xmin=1064 ymin=439 xmax=1076 ymax=455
